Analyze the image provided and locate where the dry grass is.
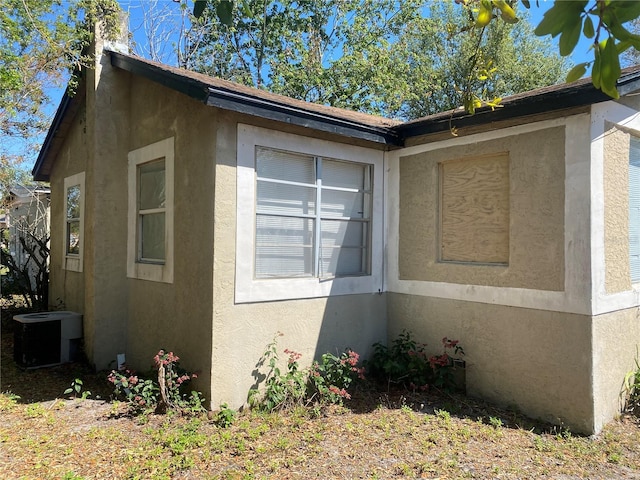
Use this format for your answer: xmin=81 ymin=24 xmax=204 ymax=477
xmin=2 ymin=321 xmax=640 ymax=479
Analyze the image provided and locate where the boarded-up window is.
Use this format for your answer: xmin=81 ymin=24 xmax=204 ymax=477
xmin=439 ymin=153 xmax=510 ymax=264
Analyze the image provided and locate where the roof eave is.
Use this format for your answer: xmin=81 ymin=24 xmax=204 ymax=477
xmin=109 ymin=51 xmax=401 ymax=146
xmin=32 ymin=90 xmax=78 ymax=182
xmin=395 ymin=82 xmax=613 ymax=138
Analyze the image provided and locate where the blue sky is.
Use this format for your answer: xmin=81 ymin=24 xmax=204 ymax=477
xmin=23 ymin=0 xmax=597 ymax=172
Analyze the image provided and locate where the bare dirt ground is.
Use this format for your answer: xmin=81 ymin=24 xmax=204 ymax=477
xmin=2 ymin=317 xmax=640 ymax=479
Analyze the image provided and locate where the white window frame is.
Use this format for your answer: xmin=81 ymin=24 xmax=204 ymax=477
xmin=236 ymin=124 xmax=383 ymax=303
xmin=62 ymin=172 xmax=85 ymax=272
xmin=127 ymin=137 xmax=174 ymax=283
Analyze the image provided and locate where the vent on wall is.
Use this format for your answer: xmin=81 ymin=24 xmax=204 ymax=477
xmin=13 ymin=311 xmax=83 ymax=369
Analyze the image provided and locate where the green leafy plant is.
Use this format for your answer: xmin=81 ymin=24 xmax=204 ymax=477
xmin=248 ymin=334 xmax=364 ymax=412
xmin=108 ymin=349 xmax=205 ymax=415
xmin=428 ymin=337 xmax=465 ymax=392
xmin=624 ymin=356 xmax=640 ymax=416
xmin=248 ymin=337 xmax=308 ymax=412
xmin=309 ymin=350 xmax=366 ymax=404
xmin=212 ymin=403 xmax=237 ymax=428
xmin=64 ymin=378 xmax=91 ymax=400
xmin=368 ymin=330 xmax=433 ymax=390
xmin=368 ymin=330 xmax=464 ymax=393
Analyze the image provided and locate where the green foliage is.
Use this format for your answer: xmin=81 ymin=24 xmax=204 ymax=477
xmin=624 ymin=356 xmax=640 ymax=416
xmin=64 ymin=378 xmax=92 ymax=400
xmin=248 ymin=334 xmax=365 ymax=412
xmin=0 ymin=0 xmax=121 ymax=185
xmin=368 ymin=330 xmax=465 ymax=393
xmin=108 ymin=349 xmax=205 ymax=415
xmin=212 ymin=403 xmax=237 ymax=428
xmin=308 ymin=350 xmax=366 ymax=404
xmin=368 ymin=330 xmax=433 ymax=390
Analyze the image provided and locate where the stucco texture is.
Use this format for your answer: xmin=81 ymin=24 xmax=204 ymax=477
xmin=122 ymin=75 xmax=216 ymax=392
xmin=398 ymin=126 xmax=565 ymax=291
xmin=603 ymin=122 xmax=632 ymax=293
xmin=209 ymin=112 xmax=388 ymax=410
xmin=48 ymin=102 xmax=88 ymax=316
xmin=592 ymin=307 xmax=640 ymax=432
xmin=387 ymin=293 xmax=596 ymax=433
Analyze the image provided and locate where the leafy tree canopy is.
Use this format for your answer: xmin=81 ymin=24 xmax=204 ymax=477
xmin=185 ymin=0 xmax=566 ymax=119
xmin=0 ymin=0 xmax=120 ymax=194
xmin=194 ymin=0 xmax=640 ymax=108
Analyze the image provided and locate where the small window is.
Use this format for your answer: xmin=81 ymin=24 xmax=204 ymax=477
xmin=66 ymin=185 xmax=81 ymax=255
xmin=63 ymin=172 xmax=85 ymax=272
xmin=137 ymin=159 xmax=166 ymax=263
xmin=127 ymin=138 xmax=174 ymax=283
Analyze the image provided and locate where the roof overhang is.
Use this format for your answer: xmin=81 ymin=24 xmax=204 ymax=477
xmin=109 ymin=51 xmax=401 ymax=146
xmin=32 ymin=86 xmax=85 ymax=182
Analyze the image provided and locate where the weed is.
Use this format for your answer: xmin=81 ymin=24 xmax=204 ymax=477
xmin=24 ymin=403 xmax=47 ymax=418
xmin=489 ymin=416 xmax=503 ymax=429
xmin=212 ymin=403 xmax=237 ymax=428
xmin=64 ymin=378 xmax=91 ymax=400
xmin=0 ymin=392 xmax=20 ymax=412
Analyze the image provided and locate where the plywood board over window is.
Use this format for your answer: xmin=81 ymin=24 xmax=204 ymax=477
xmin=439 ymin=153 xmax=510 ymax=264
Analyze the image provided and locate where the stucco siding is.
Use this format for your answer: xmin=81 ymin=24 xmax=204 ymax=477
xmin=592 ymin=307 xmax=640 ymax=432
xmin=603 ymin=123 xmax=631 ymax=293
xmin=121 ymin=76 xmax=216 ymax=390
xmin=388 ymin=293 xmax=595 ymax=433
xmin=48 ymin=102 xmax=88 ymax=315
xmin=210 ymin=113 xmax=388 ymax=410
xmin=398 ymin=126 xmax=565 ymax=291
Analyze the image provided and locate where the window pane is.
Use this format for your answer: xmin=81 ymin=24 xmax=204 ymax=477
xmin=256 ymin=215 xmax=314 ymax=277
xmin=321 ymin=219 xmax=368 ymax=248
xmin=257 ymin=181 xmax=316 ymax=216
xmin=66 ymin=221 xmax=80 ymax=255
xmin=256 ymin=245 xmax=314 ymax=278
xmin=257 ymin=147 xmax=314 ymax=184
xmin=140 ymin=212 xmax=165 ymax=261
xmin=256 ymin=215 xmax=314 ymax=246
xmin=321 ymin=189 xmax=368 ymax=219
xmin=139 ymin=159 xmax=166 ymax=210
xmin=320 ymin=247 xmax=366 ymax=277
xmin=66 ymin=185 xmax=80 ymax=219
xmin=322 ymin=159 xmax=367 ymax=189
xmin=320 ymin=220 xmax=368 ymax=277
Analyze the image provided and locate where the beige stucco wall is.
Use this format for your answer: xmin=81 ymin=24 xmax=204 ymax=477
xmin=387 ymin=293 xmax=597 ymax=433
xmin=48 ymin=102 xmax=88 ymax=318
xmin=209 ymin=112 xmax=388 ymax=410
xmin=592 ymin=307 xmax=640 ymax=432
xmin=398 ymin=126 xmax=565 ymax=291
xmin=118 ymin=75 xmax=216 ymax=391
xmin=603 ymin=123 xmax=631 ymax=293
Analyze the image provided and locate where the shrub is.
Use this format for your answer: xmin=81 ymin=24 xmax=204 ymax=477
xmin=108 ymin=349 xmax=205 ymax=415
xmin=248 ymin=334 xmax=365 ymax=412
xmin=368 ymin=330 xmax=464 ymax=393
xmin=368 ymin=330 xmax=432 ymax=390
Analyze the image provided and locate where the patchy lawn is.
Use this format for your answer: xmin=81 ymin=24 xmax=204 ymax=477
xmin=2 ymin=328 xmax=640 ymax=479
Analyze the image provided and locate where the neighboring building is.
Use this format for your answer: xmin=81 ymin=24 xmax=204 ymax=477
xmin=3 ymin=184 xmax=51 ymax=289
xmin=31 ymin=22 xmax=640 ymax=434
